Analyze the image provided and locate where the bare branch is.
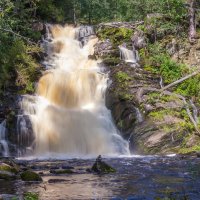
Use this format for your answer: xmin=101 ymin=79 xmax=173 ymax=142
xmin=160 ymin=70 xmax=200 ymax=92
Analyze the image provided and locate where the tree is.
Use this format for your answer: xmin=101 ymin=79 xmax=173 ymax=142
xmin=188 ymin=0 xmax=197 ymax=43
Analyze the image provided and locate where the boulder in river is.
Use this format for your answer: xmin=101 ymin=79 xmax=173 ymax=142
xmin=20 ymin=170 xmax=42 ymax=182
xmin=91 ymin=155 xmax=116 ymax=174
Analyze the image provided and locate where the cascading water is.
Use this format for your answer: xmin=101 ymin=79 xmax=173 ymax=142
xmin=0 ymin=120 xmax=9 ymax=157
xmin=119 ymin=44 xmax=139 ymax=65
xmin=20 ymin=25 xmax=130 ymax=157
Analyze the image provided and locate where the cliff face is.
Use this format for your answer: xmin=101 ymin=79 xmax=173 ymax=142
xmin=95 ymin=19 xmax=200 ymax=154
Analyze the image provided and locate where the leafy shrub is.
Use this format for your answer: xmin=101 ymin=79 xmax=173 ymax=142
xmin=0 ymin=39 xmax=41 ymax=94
xmin=115 ymin=71 xmax=131 ymax=83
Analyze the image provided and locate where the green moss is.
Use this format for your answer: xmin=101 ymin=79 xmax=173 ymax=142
xmin=24 ymin=192 xmax=39 ymax=200
xmin=97 ymin=27 xmax=133 ymax=46
xmin=179 ymin=145 xmax=200 ymax=154
xmin=149 ymin=109 xmax=177 ymax=120
xmin=92 ymin=161 xmax=116 ymax=174
xmin=103 ymin=57 xmax=120 ymax=66
xmin=20 ymin=170 xmax=42 ymax=182
xmin=176 ymin=74 xmax=200 ymax=98
xmin=119 ymin=93 xmax=133 ymax=101
xmin=0 ymin=163 xmax=18 ymax=174
xmin=115 ymin=71 xmax=131 ymax=83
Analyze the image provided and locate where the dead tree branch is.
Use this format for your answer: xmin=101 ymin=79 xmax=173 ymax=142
xmin=160 ymin=70 xmax=200 ymax=92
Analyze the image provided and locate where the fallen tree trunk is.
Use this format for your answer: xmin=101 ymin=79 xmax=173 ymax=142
xmin=160 ymin=69 xmax=200 ymax=92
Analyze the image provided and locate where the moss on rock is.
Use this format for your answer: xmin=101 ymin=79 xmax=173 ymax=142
xmin=0 ymin=163 xmax=18 ymax=174
xmin=91 ymin=156 xmax=116 ymax=174
xmin=20 ymin=170 xmax=42 ymax=182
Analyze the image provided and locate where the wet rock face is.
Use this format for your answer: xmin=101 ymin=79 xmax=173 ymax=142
xmin=105 ymin=90 xmax=138 ymax=139
xmin=94 ymin=39 xmax=113 ymax=57
xmin=131 ymin=31 xmax=147 ymax=50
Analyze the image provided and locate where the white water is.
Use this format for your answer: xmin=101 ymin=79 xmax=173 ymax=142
xmin=135 ymin=107 xmax=143 ymax=123
xmin=0 ymin=120 xmax=9 ymax=157
xmin=119 ymin=45 xmax=139 ymax=64
xmin=20 ymin=25 xmax=130 ymax=157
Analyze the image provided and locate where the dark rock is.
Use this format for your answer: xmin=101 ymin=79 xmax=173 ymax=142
xmin=0 ymin=194 xmax=18 ymax=200
xmin=94 ymin=40 xmax=113 ymax=58
xmin=88 ymin=55 xmax=96 ymax=60
xmin=61 ymin=166 xmax=74 ymax=170
xmin=86 ymin=168 xmax=92 ymax=173
xmin=196 ymin=152 xmax=200 ymax=158
xmin=91 ymin=155 xmax=116 ymax=174
xmin=20 ymin=170 xmax=42 ymax=182
xmin=50 ymin=166 xmax=60 ymax=170
xmin=0 ymin=171 xmax=17 ymax=180
xmin=50 ymin=169 xmax=74 ymax=174
xmin=48 ymin=179 xmax=68 ymax=183
xmin=32 ymin=22 xmax=44 ymax=32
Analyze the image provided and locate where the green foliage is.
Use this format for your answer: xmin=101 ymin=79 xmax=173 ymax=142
xmin=143 ymin=42 xmax=188 ymax=84
xmin=97 ymin=27 xmax=133 ymax=46
xmin=37 ymin=0 xmax=66 ymax=23
xmin=0 ymin=0 xmax=42 ymax=94
xmin=176 ymin=75 xmax=200 ymax=98
xmin=159 ymin=56 xmax=185 ymax=84
xmin=115 ymin=71 xmax=131 ymax=83
xmin=0 ymin=39 xmax=40 ymax=94
xmin=24 ymin=192 xmax=39 ymax=200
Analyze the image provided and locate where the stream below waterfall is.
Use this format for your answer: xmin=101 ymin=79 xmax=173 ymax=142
xmin=0 ymin=156 xmax=200 ymax=200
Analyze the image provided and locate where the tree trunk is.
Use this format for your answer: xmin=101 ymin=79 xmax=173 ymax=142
xmin=73 ymin=7 xmax=77 ymax=25
xmin=88 ymin=3 xmax=92 ymax=25
xmin=188 ymin=0 xmax=196 ymax=43
xmin=73 ymin=0 xmax=77 ymax=25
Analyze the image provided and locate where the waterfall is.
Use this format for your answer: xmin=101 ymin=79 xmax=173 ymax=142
xmin=19 ymin=25 xmax=130 ymax=157
xmin=135 ymin=107 xmax=143 ymax=123
xmin=119 ymin=44 xmax=140 ymax=65
xmin=0 ymin=120 xmax=9 ymax=157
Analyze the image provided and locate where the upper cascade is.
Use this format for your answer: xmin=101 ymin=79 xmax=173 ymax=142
xmin=119 ymin=44 xmax=140 ymax=66
xmin=18 ymin=25 xmax=130 ymax=157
